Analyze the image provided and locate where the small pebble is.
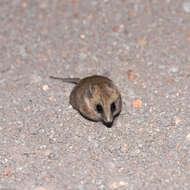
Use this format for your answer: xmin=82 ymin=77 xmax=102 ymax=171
xmin=98 ymin=184 xmax=106 ymax=190
xmin=133 ymin=99 xmax=142 ymax=108
xmin=3 ymin=170 xmax=9 ymax=176
xmin=0 ymin=79 xmax=5 ymax=84
xmin=44 ymin=149 xmax=52 ymax=156
xmin=168 ymin=67 xmax=179 ymax=73
xmin=48 ymin=152 xmax=57 ymax=160
xmin=127 ymin=70 xmax=137 ymax=80
xmin=121 ymin=143 xmax=128 ymax=153
xmin=186 ymin=133 xmax=190 ymax=141
xmin=175 ymin=116 xmax=181 ymax=125
xmin=147 ymin=61 xmax=153 ymax=66
xmin=183 ymin=2 xmax=190 ymax=13
xmin=80 ymin=34 xmax=85 ymax=39
xmin=42 ymin=84 xmax=49 ymax=91
xmin=79 ymin=52 xmax=87 ymax=60
xmin=21 ymin=2 xmax=27 ymax=8
xmin=19 ymin=46 xmax=27 ymax=58
xmin=109 ymin=181 xmax=127 ymax=189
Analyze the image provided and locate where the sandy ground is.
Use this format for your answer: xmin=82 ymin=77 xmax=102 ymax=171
xmin=0 ymin=0 xmax=190 ymax=189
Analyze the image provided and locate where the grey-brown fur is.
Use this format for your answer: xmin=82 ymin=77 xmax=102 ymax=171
xmin=50 ymin=75 xmax=122 ymax=127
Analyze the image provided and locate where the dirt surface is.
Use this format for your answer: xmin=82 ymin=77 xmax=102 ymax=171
xmin=0 ymin=0 xmax=190 ymax=189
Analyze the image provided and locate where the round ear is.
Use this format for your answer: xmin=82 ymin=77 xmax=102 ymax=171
xmin=85 ymin=85 xmax=95 ymax=98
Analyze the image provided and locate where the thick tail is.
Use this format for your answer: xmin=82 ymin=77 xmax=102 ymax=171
xmin=50 ymin=76 xmax=80 ymax=84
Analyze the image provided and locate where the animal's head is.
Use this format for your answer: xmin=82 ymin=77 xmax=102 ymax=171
xmin=84 ymin=82 xmax=122 ymax=127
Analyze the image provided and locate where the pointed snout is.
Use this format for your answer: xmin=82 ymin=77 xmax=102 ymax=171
xmin=103 ymin=114 xmax=113 ymax=127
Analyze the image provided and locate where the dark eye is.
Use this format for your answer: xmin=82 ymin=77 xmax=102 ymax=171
xmin=111 ymin=102 xmax=116 ymax=113
xmin=96 ymin=104 xmax=103 ymax=113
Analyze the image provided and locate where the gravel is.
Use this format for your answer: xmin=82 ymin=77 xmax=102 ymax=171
xmin=0 ymin=0 xmax=190 ymax=189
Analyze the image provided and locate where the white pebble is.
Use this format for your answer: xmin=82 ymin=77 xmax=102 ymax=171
xmin=186 ymin=133 xmax=190 ymax=141
xmin=109 ymin=181 xmax=127 ymax=189
xmin=42 ymin=84 xmax=49 ymax=91
xmin=168 ymin=67 xmax=179 ymax=73
xmin=80 ymin=34 xmax=85 ymax=39
xmin=183 ymin=2 xmax=190 ymax=13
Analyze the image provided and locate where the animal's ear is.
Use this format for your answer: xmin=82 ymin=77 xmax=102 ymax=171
xmin=85 ymin=85 xmax=95 ymax=98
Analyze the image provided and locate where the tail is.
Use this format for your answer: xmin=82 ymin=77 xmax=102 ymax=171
xmin=50 ymin=76 xmax=80 ymax=84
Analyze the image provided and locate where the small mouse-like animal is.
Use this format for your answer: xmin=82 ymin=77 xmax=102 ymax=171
xmin=50 ymin=75 xmax=122 ymax=127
